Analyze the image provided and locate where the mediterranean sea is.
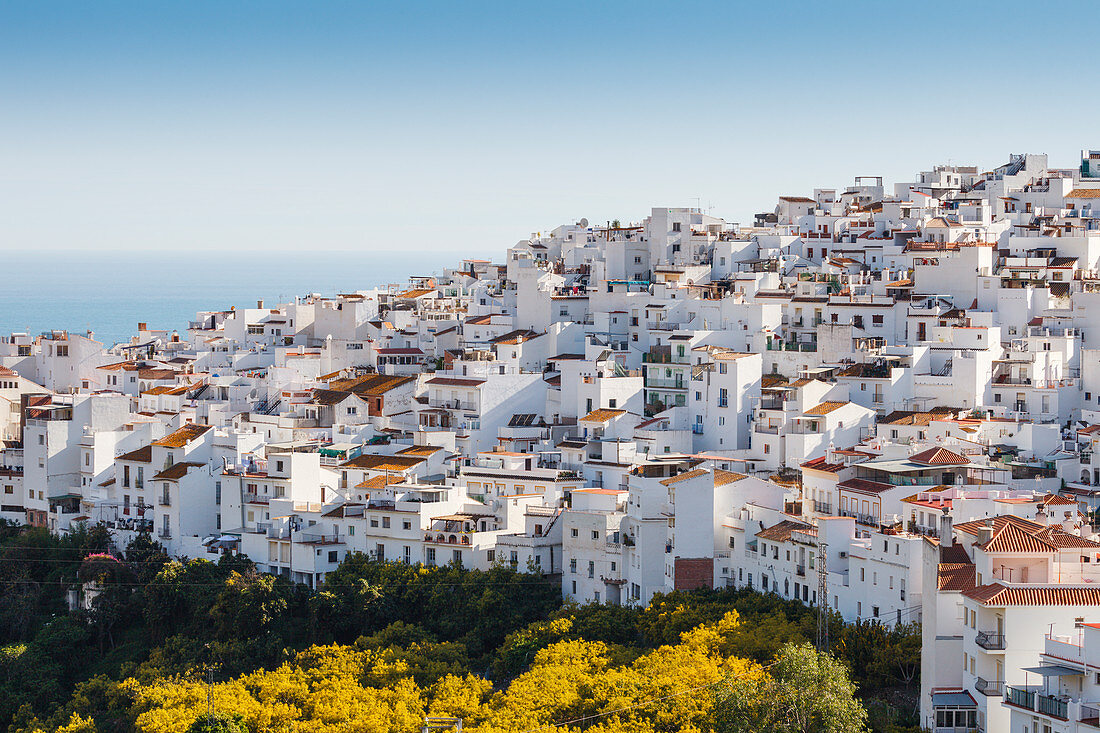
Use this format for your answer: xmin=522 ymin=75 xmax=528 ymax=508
xmin=0 ymin=249 xmax=488 ymax=347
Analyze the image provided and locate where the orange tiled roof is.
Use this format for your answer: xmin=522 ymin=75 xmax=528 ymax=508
xmin=756 ymin=519 xmax=814 ymax=542
xmin=909 ymin=446 xmax=969 ymax=465
xmin=954 ymin=515 xmax=1044 ymax=537
xmin=801 ymin=455 xmax=846 ymax=474
xmin=152 ymin=423 xmax=212 ymax=448
xmin=937 ymin=563 xmax=976 ymax=592
xmin=580 ymin=408 xmax=626 ymax=423
xmin=117 ymin=445 xmax=152 ymax=463
xmin=804 ymin=401 xmax=848 ymax=416
xmin=964 ymin=583 xmax=1100 ymax=606
xmin=153 ymin=462 xmax=205 ymax=481
xmin=714 ymin=469 xmax=747 ymax=486
xmin=980 ymin=522 xmax=1056 ymax=553
xmin=659 ymin=469 xmax=708 ymax=487
xmin=341 ymin=454 xmax=426 ymax=471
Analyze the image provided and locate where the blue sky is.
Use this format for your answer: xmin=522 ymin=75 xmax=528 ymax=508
xmin=1 ymin=0 xmax=1097 ymax=253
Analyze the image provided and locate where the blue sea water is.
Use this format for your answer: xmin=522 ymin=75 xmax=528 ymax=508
xmin=0 ymin=250 xmax=486 ymax=347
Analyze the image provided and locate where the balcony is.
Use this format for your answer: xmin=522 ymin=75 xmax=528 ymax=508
xmin=1004 ymin=686 xmax=1033 ymax=711
xmin=795 ymin=565 xmax=806 ymax=577
xmin=692 ymin=424 xmax=704 ymax=435
xmin=158 ymin=528 xmax=171 ymax=540
xmin=645 ymin=377 xmax=687 ymax=390
xmin=766 ymin=341 xmax=817 ymax=352
xmin=1037 ymin=694 xmax=1068 ymax=720
xmin=975 ymin=677 xmax=1003 ymax=696
xmin=296 ymin=533 xmax=343 ymax=545
xmin=839 ymin=509 xmax=879 ymax=526
xmin=976 ymin=631 xmax=1006 ymax=650
xmin=755 ymin=424 xmax=780 ymax=435
xmin=813 ymin=500 xmax=832 ymax=514
xmin=159 ymin=494 xmax=171 ymax=507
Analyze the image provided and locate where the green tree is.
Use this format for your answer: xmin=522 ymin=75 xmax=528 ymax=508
xmin=185 ymin=713 xmax=248 ymax=733
xmin=714 ymin=642 xmax=868 ymax=733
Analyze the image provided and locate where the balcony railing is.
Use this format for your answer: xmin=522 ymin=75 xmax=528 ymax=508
xmin=976 ymin=631 xmax=1006 ymax=650
xmin=795 ymin=565 xmax=806 ymax=577
xmin=158 ymin=528 xmax=171 ymax=540
xmin=975 ymin=677 xmax=1003 ymax=696
xmin=1037 ymin=694 xmax=1068 ymax=719
xmin=813 ymin=500 xmax=832 ymax=514
xmin=1004 ymin=686 xmax=1034 ymax=711
xmin=159 ymin=494 xmax=171 ymax=507
xmin=296 ymin=532 xmax=343 ymax=545
xmin=839 ymin=509 xmax=879 ymax=526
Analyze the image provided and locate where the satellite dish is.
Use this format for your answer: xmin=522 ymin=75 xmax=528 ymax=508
xmin=579 ymin=218 xmax=589 ymax=228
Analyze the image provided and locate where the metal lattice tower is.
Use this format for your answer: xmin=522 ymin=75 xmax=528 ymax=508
xmin=816 ymin=542 xmax=829 ymax=652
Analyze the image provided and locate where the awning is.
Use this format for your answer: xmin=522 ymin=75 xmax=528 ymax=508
xmin=931 ymin=692 xmax=976 ymax=708
xmin=1022 ymin=665 xmax=1082 ymax=677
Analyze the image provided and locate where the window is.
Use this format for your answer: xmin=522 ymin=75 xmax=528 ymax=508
xmin=587 ymin=561 xmax=595 ymax=578
xmin=571 ymin=528 xmax=578 ymax=537
xmin=426 ymin=548 xmax=436 ymax=566
xmin=328 ymin=551 xmax=338 ymax=563
xmin=591 ymin=530 xmax=599 ymax=540
xmin=570 ymin=559 xmax=577 ymax=574
xmin=672 ymin=222 xmax=681 ymax=232
xmin=872 ymin=314 xmax=883 ymax=325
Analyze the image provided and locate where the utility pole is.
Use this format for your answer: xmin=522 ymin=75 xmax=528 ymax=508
xmin=816 ymin=542 xmax=829 ymax=652
xmin=206 ymin=664 xmax=214 ymax=717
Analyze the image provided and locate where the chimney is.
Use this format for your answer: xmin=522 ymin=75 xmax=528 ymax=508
xmin=138 ymin=322 xmax=147 ymax=332
xmin=976 ymin=517 xmax=994 ymax=546
xmin=257 ymin=300 xmax=264 ymax=309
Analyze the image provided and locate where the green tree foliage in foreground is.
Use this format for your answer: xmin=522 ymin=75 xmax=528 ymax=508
xmin=714 ymin=642 xmax=868 ymax=733
xmin=0 ymin=524 xmax=920 ymax=732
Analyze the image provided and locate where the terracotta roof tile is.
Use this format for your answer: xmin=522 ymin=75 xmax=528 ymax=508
xmin=756 ymin=519 xmax=814 ymax=542
xmin=964 ymin=583 xmax=1100 ymax=606
xmin=804 ymin=401 xmax=849 ymax=416
xmin=938 ymin=563 xmax=977 ymax=592
xmin=580 ymin=408 xmax=626 ymax=423
xmin=659 ymin=469 xmax=709 ymax=487
xmin=117 ymin=445 xmax=152 ymax=463
xmin=909 ymin=446 xmax=969 ymax=465
xmin=151 ymin=423 xmax=212 ymax=448
xmin=713 ymin=469 xmax=747 ymax=486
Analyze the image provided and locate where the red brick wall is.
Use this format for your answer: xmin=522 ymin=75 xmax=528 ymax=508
xmin=674 ymin=557 xmax=713 ymax=591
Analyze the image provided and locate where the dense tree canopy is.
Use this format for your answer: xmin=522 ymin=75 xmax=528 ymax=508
xmin=0 ymin=523 xmax=919 ymax=733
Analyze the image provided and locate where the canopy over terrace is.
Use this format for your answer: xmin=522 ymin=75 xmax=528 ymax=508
xmin=855 ymin=447 xmax=1008 ymax=488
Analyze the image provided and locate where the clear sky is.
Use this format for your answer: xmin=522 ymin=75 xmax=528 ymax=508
xmin=2 ymin=0 xmax=1098 ymax=254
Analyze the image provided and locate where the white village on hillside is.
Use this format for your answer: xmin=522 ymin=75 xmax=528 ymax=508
xmin=10 ymin=151 xmax=1100 ymax=732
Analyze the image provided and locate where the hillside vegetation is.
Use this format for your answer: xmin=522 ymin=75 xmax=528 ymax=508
xmin=0 ymin=523 xmax=918 ymax=732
